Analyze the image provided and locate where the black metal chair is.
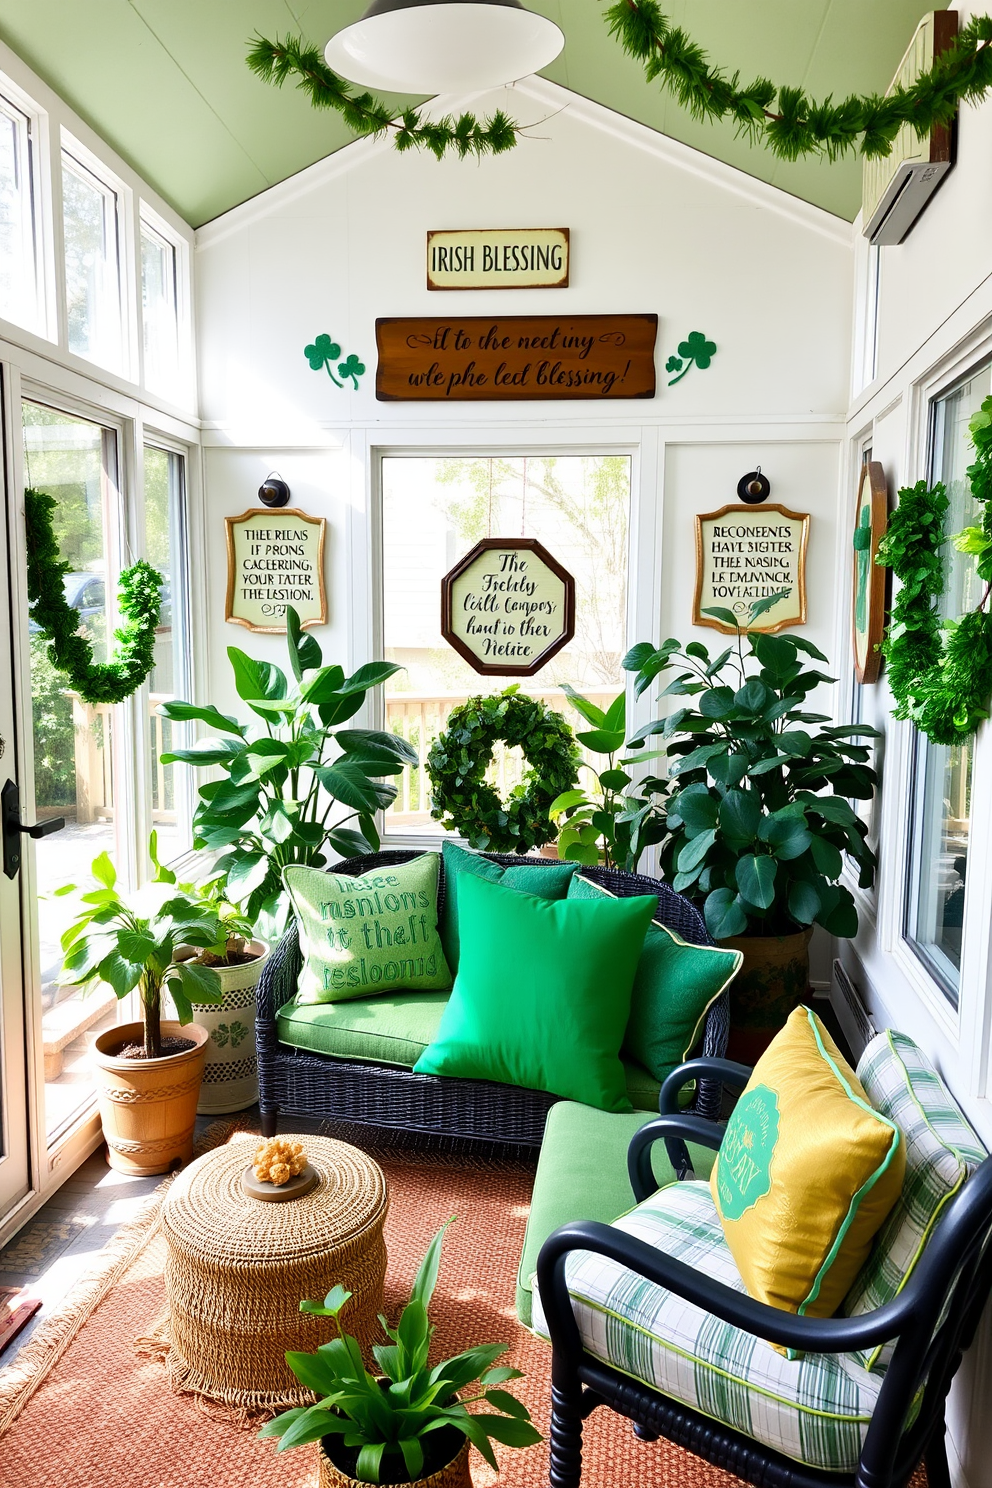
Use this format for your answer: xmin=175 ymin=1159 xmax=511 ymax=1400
xmin=256 ymin=849 xmax=730 ymax=1147
xmin=537 ymin=1057 xmax=992 ymax=1488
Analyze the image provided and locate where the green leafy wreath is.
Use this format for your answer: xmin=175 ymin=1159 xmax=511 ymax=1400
xmin=874 ymin=395 xmax=992 ymax=746
xmin=248 ymin=11 xmax=992 ymax=167
xmin=426 ymin=689 xmax=580 ymax=854
xmin=24 ymin=488 xmax=163 ymax=707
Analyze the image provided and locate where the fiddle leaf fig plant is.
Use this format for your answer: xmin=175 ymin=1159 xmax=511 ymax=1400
xmin=622 ymin=596 xmax=879 ymax=940
xmin=260 ymin=1220 xmax=541 ymax=1483
xmin=159 ymin=607 xmax=418 ymax=939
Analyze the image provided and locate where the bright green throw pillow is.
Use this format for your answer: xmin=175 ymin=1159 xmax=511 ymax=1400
xmin=414 ymin=872 xmax=657 ymax=1112
xmin=285 ymin=855 xmax=452 ymax=1005
xmin=568 ymin=875 xmax=742 ymax=1083
xmin=440 ymin=839 xmax=577 ymax=972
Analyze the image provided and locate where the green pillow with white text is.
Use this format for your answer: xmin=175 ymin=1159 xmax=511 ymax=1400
xmin=285 ymin=854 xmax=452 ymax=1004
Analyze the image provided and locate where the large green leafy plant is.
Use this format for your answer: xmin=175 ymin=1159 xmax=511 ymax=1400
xmin=624 ymin=600 xmax=878 ymax=940
xmin=160 ymin=609 xmax=416 ymax=938
xmin=57 ymin=846 xmax=223 ymax=1059
xmin=261 ymin=1221 xmax=540 ymax=1484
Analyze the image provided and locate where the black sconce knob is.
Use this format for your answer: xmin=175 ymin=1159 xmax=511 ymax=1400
xmin=258 ymin=474 xmax=291 ymax=508
xmin=737 ymin=467 xmax=770 ymax=504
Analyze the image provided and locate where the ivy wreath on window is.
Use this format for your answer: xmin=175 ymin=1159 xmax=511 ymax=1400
xmin=875 ymin=395 xmax=992 ymax=746
xmin=426 ymin=689 xmax=580 ymax=854
xmin=24 ymin=488 xmax=162 ymax=707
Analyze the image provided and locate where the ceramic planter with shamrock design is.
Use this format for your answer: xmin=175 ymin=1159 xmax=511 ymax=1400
xmin=180 ymin=940 xmax=270 ymax=1114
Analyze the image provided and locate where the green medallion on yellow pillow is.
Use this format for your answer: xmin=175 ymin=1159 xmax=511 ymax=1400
xmin=712 ymin=1006 xmax=905 ymax=1347
xmin=285 ymin=855 xmax=452 ymax=1004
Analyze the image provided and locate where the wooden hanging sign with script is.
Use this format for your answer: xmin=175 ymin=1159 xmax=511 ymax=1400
xmin=375 ymin=314 xmax=657 ymax=401
xmin=694 ymin=504 xmax=809 ymax=634
xmin=225 ymin=508 xmax=327 ymax=633
xmin=441 ymin=538 xmax=575 ymax=676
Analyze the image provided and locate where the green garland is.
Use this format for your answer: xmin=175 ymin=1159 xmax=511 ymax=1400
xmin=875 ymin=396 xmax=992 ymax=746
xmin=25 ymin=489 xmax=162 ymax=707
xmin=246 ymin=35 xmax=519 ymax=161
xmin=426 ymin=690 xmax=580 ymax=854
xmin=248 ymin=12 xmax=992 ymax=168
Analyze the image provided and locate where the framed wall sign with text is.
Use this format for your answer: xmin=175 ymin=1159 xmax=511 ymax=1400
xmin=694 ymin=503 xmax=809 ymax=634
xmin=427 ymin=229 xmax=569 ymax=290
xmin=225 ymin=507 xmax=327 ymax=633
xmin=852 ymin=460 xmax=889 ymax=683
xmin=441 ymin=537 xmax=575 ymax=676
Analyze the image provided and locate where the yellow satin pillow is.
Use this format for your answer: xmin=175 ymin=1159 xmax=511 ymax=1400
xmin=711 ymin=1006 xmax=905 ymax=1348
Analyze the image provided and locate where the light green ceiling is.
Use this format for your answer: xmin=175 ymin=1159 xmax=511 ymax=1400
xmin=0 ymin=0 xmax=934 ymax=227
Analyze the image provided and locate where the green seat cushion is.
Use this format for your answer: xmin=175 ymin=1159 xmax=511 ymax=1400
xmin=415 ymin=873 xmax=656 ymax=1112
xmin=516 ymin=1099 xmax=716 ymax=1327
xmin=285 ymin=854 xmax=451 ymax=1004
xmin=276 ymin=994 xmax=662 ymax=1113
xmin=440 ymin=840 xmax=577 ymax=973
xmin=568 ymin=874 xmax=741 ymax=1084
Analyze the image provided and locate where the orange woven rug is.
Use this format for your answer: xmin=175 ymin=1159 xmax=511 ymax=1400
xmin=0 ymin=1124 xmax=925 ymax=1488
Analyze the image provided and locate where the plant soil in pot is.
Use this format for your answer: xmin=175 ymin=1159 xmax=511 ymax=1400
xmin=719 ymin=927 xmax=813 ymax=1064
xmin=93 ymin=1020 xmax=209 ymax=1175
xmin=318 ymin=1429 xmax=471 ymax=1488
xmin=186 ymin=939 xmax=270 ymax=1114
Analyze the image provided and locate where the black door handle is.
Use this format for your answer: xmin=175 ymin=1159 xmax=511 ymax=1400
xmin=2 ymin=779 xmax=66 ymax=879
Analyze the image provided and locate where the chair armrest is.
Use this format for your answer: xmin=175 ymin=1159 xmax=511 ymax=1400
xmin=537 ymin=1219 xmax=914 ymax=1358
xmin=627 ymin=1115 xmax=726 ymax=1201
xmin=658 ymin=1058 xmax=751 ymax=1179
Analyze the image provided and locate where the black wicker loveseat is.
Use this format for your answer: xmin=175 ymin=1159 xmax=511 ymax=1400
xmin=256 ymin=848 xmax=729 ymax=1149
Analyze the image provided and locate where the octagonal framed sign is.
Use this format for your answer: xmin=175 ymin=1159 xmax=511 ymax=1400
xmin=441 ymin=537 xmax=575 ymax=676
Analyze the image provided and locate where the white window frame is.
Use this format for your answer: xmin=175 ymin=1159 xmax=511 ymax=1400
xmin=0 ymin=68 xmax=53 ymax=344
xmin=138 ymin=201 xmax=192 ymax=402
xmin=59 ymin=130 xmax=135 ymax=382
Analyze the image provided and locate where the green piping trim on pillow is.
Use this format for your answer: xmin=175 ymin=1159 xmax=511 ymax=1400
xmin=798 ymin=1012 xmax=902 ymax=1330
xmin=861 ymin=1030 xmax=970 ymax=1370
xmin=573 ymin=875 xmax=743 ymax=1064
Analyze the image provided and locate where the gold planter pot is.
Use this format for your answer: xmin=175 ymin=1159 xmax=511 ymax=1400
xmin=719 ymin=927 xmax=812 ymax=1064
xmin=93 ymin=1020 xmax=209 ymax=1175
xmin=318 ymin=1436 xmax=471 ymax=1488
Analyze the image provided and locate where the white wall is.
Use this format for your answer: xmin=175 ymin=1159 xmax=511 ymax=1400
xmin=194 ymin=78 xmax=853 ymax=753
xmin=837 ymin=19 xmax=992 ymax=1480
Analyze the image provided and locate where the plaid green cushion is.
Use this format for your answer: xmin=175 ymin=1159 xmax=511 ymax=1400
xmin=532 ymin=1180 xmax=883 ymax=1472
xmin=844 ymin=1030 xmax=986 ymax=1371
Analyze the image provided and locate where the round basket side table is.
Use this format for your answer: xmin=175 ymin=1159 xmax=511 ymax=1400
xmin=161 ymin=1133 xmax=388 ymax=1410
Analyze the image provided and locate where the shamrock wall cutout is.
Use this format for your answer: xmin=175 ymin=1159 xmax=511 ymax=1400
xmin=666 ymin=331 xmax=717 ymax=386
xmin=304 ymin=333 xmax=367 ymax=390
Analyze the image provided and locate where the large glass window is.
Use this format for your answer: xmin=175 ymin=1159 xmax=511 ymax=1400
xmin=0 ymin=92 xmax=39 ymax=333
xmin=906 ymin=364 xmax=992 ymax=1003
xmin=143 ymin=443 xmax=192 ymax=859
xmin=62 ymin=150 xmax=122 ymax=372
xmin=380 ymin=455 xmax=630 ymax=832
xmin=140 ymin=214 xmax=180 ymax=396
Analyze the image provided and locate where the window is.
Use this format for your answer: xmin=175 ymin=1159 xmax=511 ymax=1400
xmin=140 ymin=212 xmax=180 ymax=396
xmin=143 ymin=443 xmax=193 ymax=859
xmin=905 ymin=363 xmax=992 ymax=1003
xmin=0 ymin=91 xmax=39 ymax=332
xmin=379 ymin=455 xmax=631 ymax=833
xmin=61 ymin=149 xmax=122 ymax=372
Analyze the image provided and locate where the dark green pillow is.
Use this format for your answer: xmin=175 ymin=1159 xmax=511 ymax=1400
xmin=414 ymin=872 xmax=657 ymax=1112
xmin=440 ymin=839 xmax=577 ymax=972
xmin=567 ymin=874 xmax=742 ymax=1083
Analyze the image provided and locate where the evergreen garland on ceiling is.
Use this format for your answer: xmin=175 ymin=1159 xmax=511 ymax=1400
xmin=25 ymin=489 xmax=162 ymax=707
xmin=875 ymin=398 xmax=992 ymax=747
xmin=247 ymin=12 xmax=992 ymax=167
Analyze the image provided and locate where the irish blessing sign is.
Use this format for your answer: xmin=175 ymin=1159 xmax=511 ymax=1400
xmin=427 ymin=228 xmax=569 ymax=290
xmin=441 ymin=538 xmax=575 ymax=676
xmin=375 ymin=314 xmax=657 ymax=402
xmin=225 ymin=507 xmax=327 ymax=633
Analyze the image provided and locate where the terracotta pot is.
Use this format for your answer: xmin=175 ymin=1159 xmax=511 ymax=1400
xmin=318 ymin=1436 xmax=471 ymax=1488
xmin=718 ymin=927 xmax=812 ymax=1064
xmin=93 ymin=1020 xmax=209 ymax=1175
xmin=182 ymin=939 xmax=270 ymax=1115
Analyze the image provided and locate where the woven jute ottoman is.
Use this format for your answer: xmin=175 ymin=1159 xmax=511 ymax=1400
xmin=161 ymin=1133 xmax=388 ymax=1410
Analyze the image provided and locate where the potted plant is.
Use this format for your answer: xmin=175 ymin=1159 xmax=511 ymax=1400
xmin=158 ymin=607 xmax=417 ymax=942
xmin=622 ymin=595 xmax=878 ymax=1058
xmin=148 ymin=834 xmax=270 ymax=1115
xmin=58 ymin=847 xmax=225 ymax=1174
xmin=260 ymin=1221 xmax=541 ymax=1486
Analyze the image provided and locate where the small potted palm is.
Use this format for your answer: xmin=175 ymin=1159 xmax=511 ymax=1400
xmin=58 ymin=845 xmax=226 ymax=1174
xmin=261 ymin=1221 xmax=541 ymax=1487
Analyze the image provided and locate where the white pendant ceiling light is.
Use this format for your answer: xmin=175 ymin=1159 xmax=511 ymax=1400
xmin=324 ymin=0 xmax=564 ymax=94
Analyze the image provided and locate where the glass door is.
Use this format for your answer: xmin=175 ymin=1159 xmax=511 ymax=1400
xmin=20 ymin=400 xmax=125 ymax=1144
